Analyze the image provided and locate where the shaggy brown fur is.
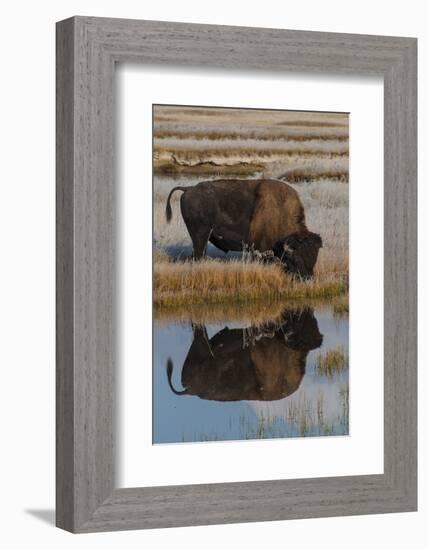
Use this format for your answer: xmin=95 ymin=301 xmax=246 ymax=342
xmin=165 ymin=178 xmax=321 ymax=278
xmin=248 ymin=180 xmax=306 ymax=250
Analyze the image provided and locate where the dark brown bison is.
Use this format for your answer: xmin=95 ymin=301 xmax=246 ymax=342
xmin=165 ymin=178 xmax=322 ymax=278
xmin=166 ymin=308 xmax=323 ymax=402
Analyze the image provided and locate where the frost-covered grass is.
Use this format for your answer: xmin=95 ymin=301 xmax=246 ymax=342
xmin=153 ymin=105 xmax=349 ymax=179
xmin=154 ymin=105 xmax=349 ymax=142
xmin=152 ymin=105 xmax=349 ymax=307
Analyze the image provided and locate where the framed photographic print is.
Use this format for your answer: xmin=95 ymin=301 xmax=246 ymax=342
xmin=150 ymin=104 xmax=348 ymax=446
xmin=56 ymin=17 xmax=417 ymax=532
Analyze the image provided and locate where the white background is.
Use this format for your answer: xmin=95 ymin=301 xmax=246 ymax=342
xmin=0 ymin=1 xmax=425 ymax=549
xmin=118 ymin=67 xmax=383 ymax=487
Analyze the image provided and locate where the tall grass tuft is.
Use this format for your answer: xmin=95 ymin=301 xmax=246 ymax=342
xmin=315 ymin=347 xmax=349 ymax=378
xmin=154 ymin=256 xmax=347 ymax=308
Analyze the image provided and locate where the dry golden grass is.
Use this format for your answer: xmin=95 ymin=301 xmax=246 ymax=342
xmin=153 ymin=177 xmax=349 ymax=308
xmin=153 ymin=143 xmax=348 ymax=178
xmin=155 ymin=144 xmax=348 ymax=162
xmin=155 ymin=136 xmax=349 ymax=152
xmin=333 ymin=298 xmax=349 ymax=318
xmin=276 ymin=170 xmax=348 ymax=183
xmin=154 ymin=256 xmax=347 ymax=308
xmin=154 ymin=299 xmax=286 ymax=326
xmin=154 ymin=295 xmax=346 ymax=326
xmin=155 ymin=160 xmax=262 ymax=177
xmin=153 ymin=105 xmax=349 ymax=181
xmin=315 ymin=347 xmax=349 ymax=378
xmin=154 ymin=105 xmax=348 ymax=127
xmin=155 ymin=128 xmax=349 ymax=142
xmin=155 ymin=147 xmax=348 ymax=182
xmin=154 ymin=106 xmax=349 ymax=138
xmin=153 ymin=178 xmax=349 ymax=305
xmin=152 ymin=105 xmax=349 ymax=309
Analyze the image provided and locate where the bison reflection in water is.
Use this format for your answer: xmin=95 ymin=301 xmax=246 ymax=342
xmin=166 ymin=308 xmax=323 ymax=402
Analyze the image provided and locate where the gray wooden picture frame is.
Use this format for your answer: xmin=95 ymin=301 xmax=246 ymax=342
xmin=56 ymin=16 xmax=417 ymax=533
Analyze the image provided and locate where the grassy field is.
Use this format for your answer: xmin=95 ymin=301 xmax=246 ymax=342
xmin=153 ymin=105 xmax=349 ymax=307
xmin=154 ymin=106 xmax=349 ymax=181
xmin=154 ymin=255 xmax=347 ymax=308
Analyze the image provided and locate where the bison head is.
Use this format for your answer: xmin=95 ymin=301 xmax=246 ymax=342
xmin=272 ymin=231 xmax=322 ymax=279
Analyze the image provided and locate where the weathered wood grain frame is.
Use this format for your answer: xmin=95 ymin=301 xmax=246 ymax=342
xmin=56 ymin=16 xmax=417 ymax=533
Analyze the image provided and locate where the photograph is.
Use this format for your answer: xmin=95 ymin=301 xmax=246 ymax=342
xmin=152 ymin=105 xmax=349 ymax=444
xmin=1 ymin=3 xmax=416 ymax=541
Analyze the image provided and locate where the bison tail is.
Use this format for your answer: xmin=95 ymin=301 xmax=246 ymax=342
xmin=166 ymin=358 xmax=188 ymax=396
xmin=165 ymin=186 xmax=187 ymax=224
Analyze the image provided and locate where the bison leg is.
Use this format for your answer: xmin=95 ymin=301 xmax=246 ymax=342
xmin=190 ymin=227 xmax=212 ymax=260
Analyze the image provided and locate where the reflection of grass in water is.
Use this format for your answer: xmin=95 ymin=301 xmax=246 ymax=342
xmin=339 ymin=385 xmax=349 ymax=433
xmin=244 ymin=389 xmax=349 ymax=439
xmin=155 ymin=299 xmax=286 ymax=327
xmin=179 ymin=387 xmax=349 ymax=442
xmin=154 ymin=295 xmax=347 ymax=327
xmin=315 ymin=347 xmax=349 ymax=378
xmin=247 ymin=395 xmax=333 ymax=438
xmin=333 ymin=299 xmax=349 ymax=319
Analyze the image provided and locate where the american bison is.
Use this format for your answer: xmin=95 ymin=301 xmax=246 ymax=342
xmin=165 ymin=178 xmax=322 ymax=279
xmin=166 ymin=308 xmax=323 ymax=402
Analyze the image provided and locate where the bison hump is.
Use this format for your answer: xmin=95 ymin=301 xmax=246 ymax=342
xmin=248 ymin=180 xmax=307 ymax=251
